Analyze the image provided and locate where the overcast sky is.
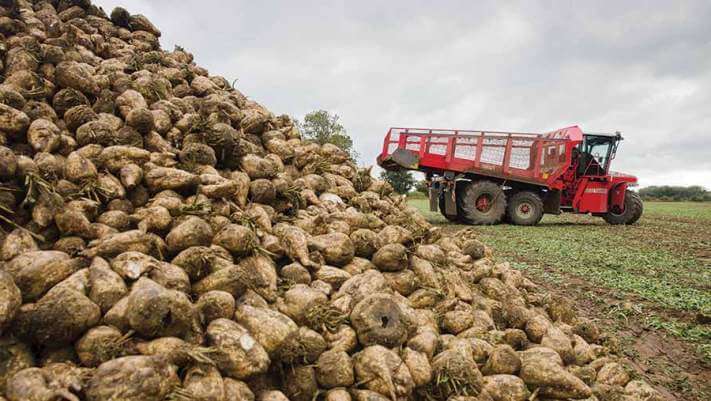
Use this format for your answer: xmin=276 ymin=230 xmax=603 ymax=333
xmin=94 ymin=0 xmax=711 ymax=187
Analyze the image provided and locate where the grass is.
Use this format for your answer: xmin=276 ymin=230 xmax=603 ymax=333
xmin=644 ymin=202 xmax=711 ymax=221
xmin=410 ymin=198 xmax=711 ymax=358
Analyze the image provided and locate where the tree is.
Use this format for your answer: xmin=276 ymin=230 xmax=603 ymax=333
xmin=380 ymin=170 xmax=415 ymax=194
xmin=297 ymin=110 xmax=359 ymax=162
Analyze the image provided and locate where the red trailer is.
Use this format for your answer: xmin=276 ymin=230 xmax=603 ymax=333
xmin=377 ymin=126 xmax=642 ymax=225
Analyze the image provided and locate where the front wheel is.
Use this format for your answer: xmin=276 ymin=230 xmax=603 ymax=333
xmin=603 ymin=190 xmax=643 ymax=225
xmin=507 ymin=191 xmax=544 ymax=226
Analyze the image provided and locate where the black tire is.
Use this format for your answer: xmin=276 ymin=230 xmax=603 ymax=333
xmin=629 ymin=192 xmax=644 ymax=224
xmin=501 ymin=189 xmax=516 ymax=223
xmin=458 ymin=180 xmax=506 ymax=225
xmin=603 ymin=190 xmax=643 ymax=225
xmin=438 ymin=192 xmax=459 ymax=222
xmin=507 ymin=191 xmax=544 ymax=226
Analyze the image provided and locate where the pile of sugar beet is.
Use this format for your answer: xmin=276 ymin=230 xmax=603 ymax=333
xmin=0 ymin=1 xmax=665 ymax=401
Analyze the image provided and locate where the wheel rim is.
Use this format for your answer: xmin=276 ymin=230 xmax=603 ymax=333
xmin=515 ymin=201 xmax=533 ymax=219
xmin=475 ymin=194 xmax=493 ymax=212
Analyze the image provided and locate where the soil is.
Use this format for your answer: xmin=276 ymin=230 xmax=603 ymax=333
xmin=536 ymin=267 xmax=711 ymax=401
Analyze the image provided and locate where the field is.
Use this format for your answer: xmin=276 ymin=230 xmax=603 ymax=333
xmin=409 ymin=197 xmax=711 ymax=401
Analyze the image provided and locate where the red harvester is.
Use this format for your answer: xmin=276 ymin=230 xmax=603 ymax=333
xmin=377 ymin=126 xmax=642 ymax=226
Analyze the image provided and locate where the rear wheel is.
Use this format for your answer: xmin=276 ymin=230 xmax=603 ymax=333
xmin=603 ymin=190 xmax=643 ymax=225
xmin=507 ymin=191 xmax=544 ymax=226
xmin=458 ymin=180 xmax=506 ymax=225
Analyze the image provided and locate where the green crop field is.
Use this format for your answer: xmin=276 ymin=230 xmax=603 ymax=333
xmin=409 ymin=197 xmax=711 ymax=400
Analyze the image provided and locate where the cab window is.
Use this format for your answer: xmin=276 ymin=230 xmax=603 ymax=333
xmin=577 ymin=135 xmax=614 ymax=176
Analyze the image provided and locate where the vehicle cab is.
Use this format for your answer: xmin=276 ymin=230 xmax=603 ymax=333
xmin=576 ymin=132 xmax=623 ymax=177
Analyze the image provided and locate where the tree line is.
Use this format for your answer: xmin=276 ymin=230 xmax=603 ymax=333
xmin=639 ymin=186 xmax=710 ymax=202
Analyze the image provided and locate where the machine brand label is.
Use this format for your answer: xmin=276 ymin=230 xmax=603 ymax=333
xmin=584 ymin=188 xmax=608 ymax=194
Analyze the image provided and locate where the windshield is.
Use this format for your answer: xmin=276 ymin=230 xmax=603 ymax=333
xmin=588 ymin=139 xmax=612 ymax=167
xmin=577 ymin=135 xmax=619 ymax=175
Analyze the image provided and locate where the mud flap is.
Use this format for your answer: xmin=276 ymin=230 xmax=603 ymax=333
xmin=429 ymin=181 xmax=456 ymax=215
xmin=429 ymin=183 xmax=440 ymax=212
xmin=609 ymin=184 xmax=628 ymax=211
xmin=444 ymin=187 xmax=457 ymax=216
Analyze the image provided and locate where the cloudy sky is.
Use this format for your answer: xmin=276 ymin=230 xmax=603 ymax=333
xmin=94 ymin=0 xmax=711 ymax=187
